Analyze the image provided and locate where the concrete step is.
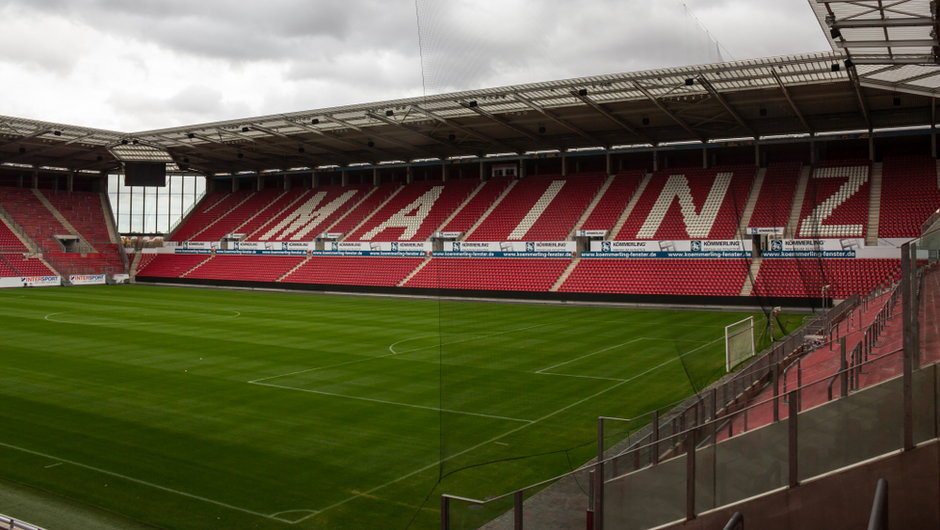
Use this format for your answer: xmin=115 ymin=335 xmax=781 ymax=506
xmin=609 ymin=172 xmax=652 ymax=239
xmin=785 ymin=165 xmax=812 ymax=238
xmin=463 ymin=179 xmax=517 ymax=240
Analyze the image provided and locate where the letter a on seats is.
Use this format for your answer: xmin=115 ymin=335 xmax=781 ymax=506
xmin=361 ymin=186 xmax=444 ymax=240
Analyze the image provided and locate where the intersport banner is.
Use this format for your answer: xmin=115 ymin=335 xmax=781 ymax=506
xmin=69 ymin=274 xmax=107 ymax=285
xmin=22 ymin=276 xmax=61 ymax=287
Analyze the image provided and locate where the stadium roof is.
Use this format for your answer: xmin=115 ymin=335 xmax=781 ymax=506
xmin=1 ymin=48 xmax=939 ymax=176
xmin=812 ymin=0 xmax=940 ymax=94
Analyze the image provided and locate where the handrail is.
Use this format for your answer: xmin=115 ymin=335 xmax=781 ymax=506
xmin=723 ymin=512 xmax=744 ymax=530
xmin=443 ymin=346 xmax=909 ymax=508
xmin=866 ymin=478 xmax=888 ymax=530
xmin=0 ymin=514 xmax=45 ymax=530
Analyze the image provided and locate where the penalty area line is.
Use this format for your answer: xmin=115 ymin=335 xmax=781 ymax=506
xmin=288 ymin=335 xmax=727 ymax=524
xmin=0 ymin=440 xmax=308 ymax=523
xmin=248 ymin=381 xmax=533 ymax=424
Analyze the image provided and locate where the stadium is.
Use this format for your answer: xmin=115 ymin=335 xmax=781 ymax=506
xmin=0 ymin=1 xmax=938 ymax=529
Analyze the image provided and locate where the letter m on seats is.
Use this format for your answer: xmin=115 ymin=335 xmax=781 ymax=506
xmin=637 ymin=172 xmax=732 ymax=239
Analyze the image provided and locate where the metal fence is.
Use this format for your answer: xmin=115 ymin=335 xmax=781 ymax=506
xmin=441 ymin=224 xmax=940 ymax=529
xmin=0 ymin=514 xmax=44 ymax=530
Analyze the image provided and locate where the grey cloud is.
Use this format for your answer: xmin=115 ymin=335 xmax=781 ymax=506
xmin=0 ymin=0 xmax=417 ymax=62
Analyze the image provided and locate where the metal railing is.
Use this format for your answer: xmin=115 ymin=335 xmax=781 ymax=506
xmin=723 ymin=512 xmax=744 ymax=530
xmin=441 ymin=236 xmax=937 ymax=529
xmin=441 ymin=333 xmax=934 ymax=529
xmin=867 ymin=478 xmax=889 ymax=530
xmin=0 ymin=514 xmax=44 ymax=530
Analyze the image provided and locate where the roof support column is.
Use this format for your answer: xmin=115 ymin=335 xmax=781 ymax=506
xmin=868 ymin=136 xmax=875 ymax=163
xmin=652 ymin=150 xmax=659 ymax=172
xmin=441 ymin=161 xmax=447 ymax=182
xmin=479 ymin=160 xmax=485 ymax=181
xmin=605 ymin=151 xmax=612 ymax=176
xmin=562 ymin=153 xmax=567 ymax=177
xmin=342 ymin=170 xmax=349 ymax=187
xmin=932 ymin=98 xmax=937 ymax=158
xmin=257 ymin=174 xmax=263 ymax=191
xmin=32 ymin=170 xmax=38 ymax=189
xmin=754 ymin=143 xmax=761 ymax=167
xmin=283 ymin=174 xmax=290 ymax=191
xmin=373 ymin=168 xmax=380 ymax=186
xmin=231 ymin=177 xmax=237 ymax=193
xmin=68 ymin=172 xmax=74 ymax=192
xmin=810 ymin=139 xmax=817 ymax=165
xmin=702 ymin=147 xmax=708 ymax=169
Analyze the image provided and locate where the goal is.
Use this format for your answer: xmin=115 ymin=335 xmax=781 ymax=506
xmin=725 ymin=316 xmax=755 ymax=372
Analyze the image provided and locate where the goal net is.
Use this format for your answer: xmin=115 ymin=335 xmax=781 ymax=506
xmin=725 ymin=316 xmax=755 ymax=372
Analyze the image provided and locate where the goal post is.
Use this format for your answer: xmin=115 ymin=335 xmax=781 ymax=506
xmin=725 ymin=316 xmax=755 ymax=372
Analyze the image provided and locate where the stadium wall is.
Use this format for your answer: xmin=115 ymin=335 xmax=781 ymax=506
xmin=134 ymin=275 xmax=822 ymax=310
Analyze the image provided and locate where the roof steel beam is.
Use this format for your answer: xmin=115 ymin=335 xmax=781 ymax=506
xmin=3 ymin=133 xmax=98 ymax=162
xmin=0 ymin=128 xmax=52 ymax=150
xmin=511 ymin=93 xmax=606 ymax=147
xmin=407 ymin=105 xmax=519 ymax=153
xmin=696 ymin=76 xmax=759 ymax=138
xmin=282 ymin=118 xmax=372 ymax=159
xmin=568 ymin=90 xmax=652 ymax=142
xmin=847 ymin=67 xmax=873 ymax=130
xmin=364 ymin=111 xmax=452 ymax=147
xmin=226 ymin=126 xmax=328 ymax=165
xmin=631 ymin=82 xmax=706 ymax=142
xmin=459 ymin=101 xmax=541 ymax=142
xmin=830 ymin=17 xmax=935 ymax=28
xmin=770 ymin=68 xmax=815 ymax=135
xmin=323 ymin=115 xmax=433 ymax=157
xmin=836 ymin=39 xmax=936 ymax=48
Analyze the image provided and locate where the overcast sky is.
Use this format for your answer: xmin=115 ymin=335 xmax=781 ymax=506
xmin=0 ymin=0 xmax=829 ymax=132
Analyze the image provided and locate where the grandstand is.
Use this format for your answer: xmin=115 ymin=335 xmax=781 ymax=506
xmin=0 ymin=0 xmax=938 ymax=529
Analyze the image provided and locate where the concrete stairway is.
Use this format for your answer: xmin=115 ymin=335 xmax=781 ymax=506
xmin=608 ymin=172 xmax=652 ymax=240
xmin=462 ymin=179 xmax=518 ymax=240
xmin=736 ymin=168 xmax=766 ymax=238
xmin=550 ymin=257 xmax=580 ymax=292
xmin=434 ymin=180 xmax=485 ymax=236
xmin=31 ymin=189 xmax=94 ymax=252
xmin=0 ymin=204 xmax=39 ymax=253
xmin=866 ymin=162 xmax=883 ymax=246
xmin=397 ymin=256 xmax=432 ymax=287
xmin=569 ymin=174 xmax=614 ymax=238
xmin=277 ymin=256 xmax=311 ymax=281
xmin=785 ymin=165 xmax=812 ymax=238
xmin=739 ymin=257 xmax=763 ymax=296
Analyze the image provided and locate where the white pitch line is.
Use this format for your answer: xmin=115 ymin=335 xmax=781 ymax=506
xmin=250 ymin=323 xmax=549 ymax=384
xmin=43 ymin=462 xmax=63 ymax=469
xmin=43 ymin=312 xmax=65 ymax=323
xmin=535 ymin=338 xmax=646 ymax=374
xmin=43 ymin=310 xmax=240 ymax=325
xmin=537 ymin=372 xmax=627 ymax=382
xmin=269 ymin=509 xmax=318 ymax=520
xmin=249 ymin=381 xmax=532 ymax=423
xmin=0 ymin=440 xmax=300 ymax=523
xmin=290 ymin=333 xmax=727 ymax=524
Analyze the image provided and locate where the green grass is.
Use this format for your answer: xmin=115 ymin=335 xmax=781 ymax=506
xmin=0 ymin=285 xmax=802 ymax=529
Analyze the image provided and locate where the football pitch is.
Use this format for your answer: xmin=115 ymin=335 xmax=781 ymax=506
xmin=0 ymin=285 xmax=801 ymax=529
